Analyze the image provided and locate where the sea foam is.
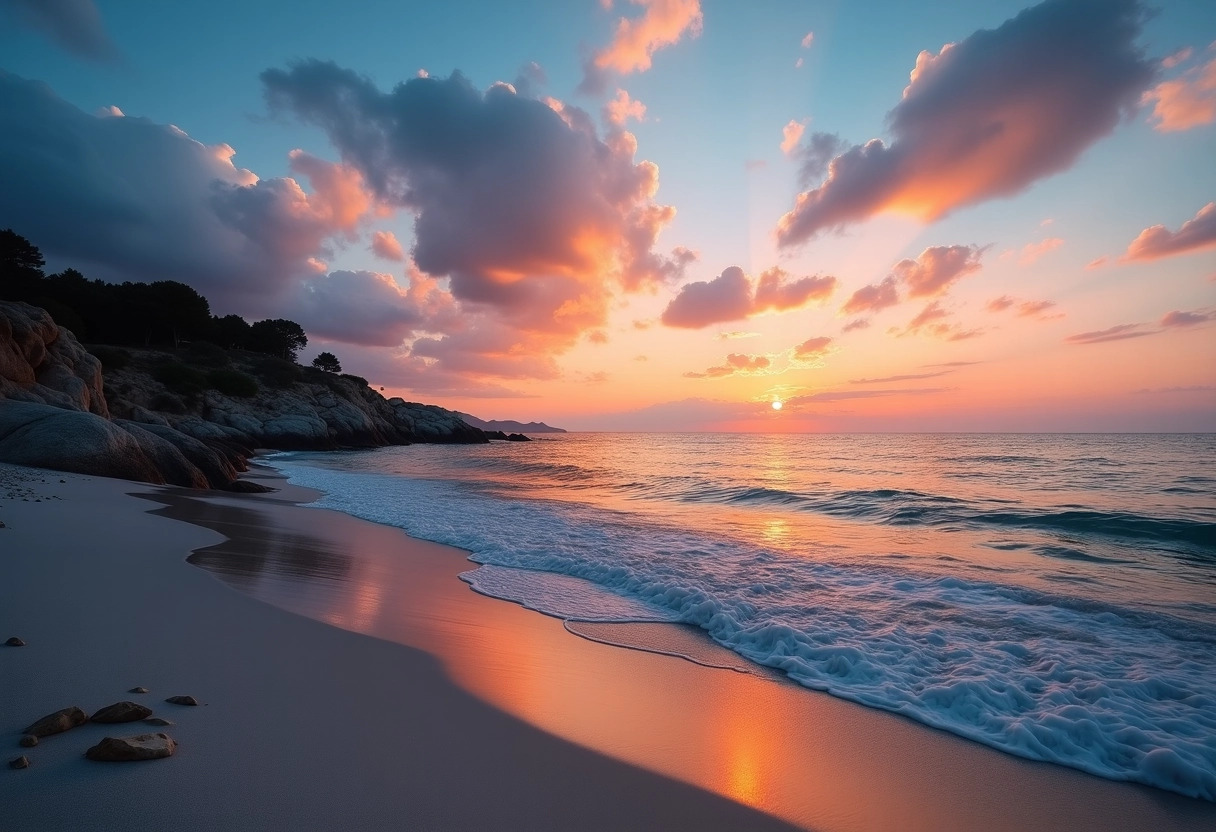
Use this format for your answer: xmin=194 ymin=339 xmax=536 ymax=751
xmin=270 ymin=448 xmax=1216 ymax=801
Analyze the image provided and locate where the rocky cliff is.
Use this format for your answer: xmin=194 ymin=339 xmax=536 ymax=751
xmin=0 ymin=301 xmax=489 ymax=488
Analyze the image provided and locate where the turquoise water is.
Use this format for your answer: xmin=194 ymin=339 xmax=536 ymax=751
xmin=270 ymin=433 xmax=1216 ymax=800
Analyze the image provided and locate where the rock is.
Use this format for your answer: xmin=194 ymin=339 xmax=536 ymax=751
xmin=19 ymin=735 xmax=37 ymax=748
xmin=506 ymin=433 xmax=531 ymax=442
xmin=85 ymin=733 xmax=176 ymax=762
xmin=5 ymin=636 xmax=25 ymax=646
xmin=0 ymin=301 xmax=107 ymax=417
xmin=91 ymin=701 xmax=154 ymax=723
xmin=128 ymin=686 xmax=149 ymax=694
xmin=222 ymin=478 xmax=273 ymax=493
xmin=0 ymin=520 xmax=6 ymax=528
xmin=143 ymin=717 xmax=173 ymax=726
xmin=23 ymin=706 xmax=87 ymax=737
xmin=164 ymin=695 xmax=199 ymax=706
xmin=114 ymin=421 xmax=210 ymax=489
xmin=10 ymin=755 xmax=30 ymax=769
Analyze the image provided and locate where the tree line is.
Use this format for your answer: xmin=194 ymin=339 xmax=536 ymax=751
xmin=0 ymin=229 xmax=337 ymax=369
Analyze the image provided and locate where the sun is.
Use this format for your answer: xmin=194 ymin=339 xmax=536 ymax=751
xmin=771 ymin=400 xmax=783 ymax=411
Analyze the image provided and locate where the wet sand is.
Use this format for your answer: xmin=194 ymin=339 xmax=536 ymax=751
xmin=141 ymin=463 xmax=1216 ymax=831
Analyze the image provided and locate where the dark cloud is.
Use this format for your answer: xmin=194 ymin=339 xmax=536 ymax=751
xmin=791 ymin=131 xmax=845 ymax=186
xmin=286 ymin=270 xmax=427 ymax=347
xmin=262 ymin=62 xmax=685 ymax=362
xmin=4 ymin=0 xmax=119 ymax=62
xmin=776 ymin=0 xmax=1154 ymax=245
xmin=662 ymin=265 xmax=835 ymax=328
xmin=1123 ymin=202 xmax=1216 ymax=262
xmin=0 ymin=71 xmax=377 ymax=317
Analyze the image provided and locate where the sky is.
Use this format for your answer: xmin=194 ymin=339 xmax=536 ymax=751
xmin=0 ymin=0 xmax=1213 ymax=432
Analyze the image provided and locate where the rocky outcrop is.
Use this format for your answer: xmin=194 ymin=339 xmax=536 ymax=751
xmin=0 ymin=300 xmax=496 ymax=488
xmin=0 ymin=302 xmax=106 ymax=417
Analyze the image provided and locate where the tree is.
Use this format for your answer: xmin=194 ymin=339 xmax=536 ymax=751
xmin=0 ymin=229 xmax=46 ymax=300
xmin=248 ymin=318 xmax=308 ymax=362
xmin=209 ymin=314 xmax=252 ymax=350
xmin=312 ymin=352 xmax=342 ymax=373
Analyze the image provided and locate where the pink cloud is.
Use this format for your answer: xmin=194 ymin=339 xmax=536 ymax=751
xmin=604 ymin=88 xmax=647 ymax=126
xmin=776 ymin=0 xmax=1153 ymax=245
xmin=842 ymin=276 xmax=900 ymax=315
xmin=793 ymin=336 xmax=832 ymax=359
xmin=1143 ymin=54 xmax=1216 ymax=132
xmin=1123 ymin=203 xmax=1216 ymax=262
xmin=1161 ymin=308 xmax=1215 ymax=327
xmin=1162 ymin=47 xmax=1193 ymax=70
xmin=801 ymin=32 xmax=815 ymax=49
xmin=1017 ymin=299 xmax=1060 ymax=319
xmin=892 ymin=244 xmax=984 ymax=297
xmin=371 ymin=230 xmax=405 ymax=261
xmin=1065 ymin=323 xmax=1156 ymax=344
xmin=685 ymin=352 xmax=774 ymax=379
xmin=987 ymin=295 xmax=1015 ymax=312
xmin=851 ymin=370 xmax=951 ymax=384
xmin=1017 ymin=236 xmax=1064 ymax=265
xmin=662 ymin=265 xmax=836 ymax=328
xmin=582 ymin=0 xmax=703 ymax=92
xmin=781 ymin=120 xmax=806 ymax=155
xmin=842 ymin=318 xmax=871 ymax=332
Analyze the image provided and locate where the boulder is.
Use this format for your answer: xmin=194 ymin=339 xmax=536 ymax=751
xmin=164 ymin=695 xmax=199 ymax=706
xmin=85 ymin=732 xmax=176 ymax=762
xmin=23 ymin=705 xmax=87 ymax=737
xmin=143 ymin=717 xmax=173 ymax=726
xmin=128 ymin=686 xmax=149 ymax=694
xmin=5 ymin=636 xmax=25 ymax=646
xmin=91 ymin=701 xmax=154 ymax=724
xmin=0 ymin=301 xmax=106 ymax=417
xmin=115 ymin=422 xmax=210 ymax=489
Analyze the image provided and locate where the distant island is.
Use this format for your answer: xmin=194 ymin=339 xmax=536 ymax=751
xmin=458 ymin=413 xmax=567 ymax=434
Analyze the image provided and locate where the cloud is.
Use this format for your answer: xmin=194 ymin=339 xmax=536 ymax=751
xmin=4 ymin=0 xmax=119 ymax=62
xmin=1143 ymin=53 xmax=1216 ymax=131
xmin=685 ymin=352 xmax=774 ymax=379
xmin=263 ymin=62 xmax=688 ymax=380
xmin=899 ymin=301 xmax=984 ymax=341
xmin=786 ymin=387 xmax=951 ymax=405
xmin=718 ymin=330 xmax=760 ymax=340
xmin=851 ymin=371 xmax=951 ymax=384
xmin=1017 ymin=236 xmax=1064 ymax=265
xmin=842 ymin=277 xmax=900 ymax=315
xmin=662 ymin=265 xmax=835 ymax=328
xmin=801 ymin=32 xmax=815 ymax=49
xmin=842 ymin=318 xmax=871 ymax=332
xmin=784 ymin=131 xmax=845 ymax=186
xmin=1162 ymin=48 xmax=1193 ymax=70
xmin=371 ymin=230 xmax=405 ymax=261
xmin=1123 ymin=202 xmax=1216 ymax=262
xmin=581 ymin=0 xmax=704 ymax=93
xmin=1065 ymin=323 xmax=1156 ymax=344
xmin=0 ymin=71 xmax=381 ymax=318
xmin=781 ymin=120 xmax=806 ymax=154
xmin=988 ymin=295 xmax=1061 ymax=319
xmin=793 ymin=336 xmax=833 ymax=359
xmin=286 ymin=269 xmax=426 ymax=346
xmin=776 ymin=0 xmax=1153 ymax=245
xmin=842 ymin=244 xmax=983 ymax=317
xmin=1161 ymin=308 xmax=1215 ymax=327
xmin=987 ymin=295 xmax=1015 ymax=312
xmin=604 ymin=88 xmax=647 ymax=126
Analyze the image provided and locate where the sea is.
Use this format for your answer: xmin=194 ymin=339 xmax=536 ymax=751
xmin=266 ymin=432 xmax=1216 ymax=801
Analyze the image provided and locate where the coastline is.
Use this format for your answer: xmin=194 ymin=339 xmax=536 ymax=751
xmin=3 ymin=462 xmax=1214 ymax=831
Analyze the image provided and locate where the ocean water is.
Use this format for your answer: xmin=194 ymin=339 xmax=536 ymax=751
xmin=268 ymin=433 xmax=1216 ymax=801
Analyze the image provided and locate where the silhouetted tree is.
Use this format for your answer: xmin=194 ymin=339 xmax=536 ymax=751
xmin=209 ymin=314 xmax=252 ymax=350
xmin=0 ymin=229 xmax=46 ymax=300
xmin=248 ymin=319 xmax=308 ymax=362
xmin=311 ymin=352 xmax=342 ymax=373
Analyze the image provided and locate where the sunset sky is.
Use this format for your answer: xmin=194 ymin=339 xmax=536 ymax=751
xmin=1 ymin=0 xmax=1213 ymax=431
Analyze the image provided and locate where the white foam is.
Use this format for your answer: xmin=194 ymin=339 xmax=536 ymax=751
xmin=271 ymin=456 xmax=1216 ymax=801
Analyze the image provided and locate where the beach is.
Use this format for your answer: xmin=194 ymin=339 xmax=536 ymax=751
xmin=2 ymin=462 xmax=1214 ymax=831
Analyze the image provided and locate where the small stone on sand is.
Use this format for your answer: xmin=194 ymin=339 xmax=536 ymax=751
xmin=5 ymin=636 xmax=25 ymax=646
xmin=143 ymin=717 xmax=174 ymax=726
xmin=164 ymin=695 xmax=199 ymax=706
xmin=10 ymin=756 xmax=31 ymax=769
xmin=23 ymin=706 xmax=88 ymax=737
xmin=18 ymin=735 xmax=37 ymax=748
xmin=91 ymin=702 xmax=154 ymax=724
xmin=85 ymin=733 xmax=176 ymax=762
xmin=128 ymin=686 xmax=149 ymax=694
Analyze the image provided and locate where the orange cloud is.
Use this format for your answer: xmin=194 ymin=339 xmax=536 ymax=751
xmin=842 ymin=277 xmax=899 ymax=315
xmin=776 ymin=0 xmax=1153 ymax=245
xmin=1143 ymin=53 xmax=1216 ymax=132
xmin=781 ymin=120 xmax=806 ymax=155
xmin=604 ymin=88 xmax=647 ymax=126
xmin=371 ymin=230 xmax=405 ymax=261
xmin=842 ymin=244 xmax=983 ymax=315
xmin=583 ymin=0 xmax=703 ymax=91
xmin=1017 ymin=236 xmax=1064 ymax=265
xmin=685 ymin=352 xmax=774 ymax=379
xmin=792 ymin=336 xmax=832 ymax=360
xmin=1123 ymin=203 xmax=1216 ymax=261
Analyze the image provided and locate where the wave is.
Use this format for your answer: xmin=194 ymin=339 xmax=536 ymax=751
xmin=271 ymin=457 xmax=1216 ymax=801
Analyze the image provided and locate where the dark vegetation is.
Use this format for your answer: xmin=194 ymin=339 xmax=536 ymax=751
xmin=0 ymin=229 xmax=341 ymax=393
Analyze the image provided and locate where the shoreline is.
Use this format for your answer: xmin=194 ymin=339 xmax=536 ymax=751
xmin=3 ymin=462 xmax=1214 ymax=830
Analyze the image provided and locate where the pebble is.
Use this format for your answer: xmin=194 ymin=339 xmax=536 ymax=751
xmin=9 ymin=756 xmax=30 ymax=769
xmin=18 ymin=736 xmax=37 ymax=748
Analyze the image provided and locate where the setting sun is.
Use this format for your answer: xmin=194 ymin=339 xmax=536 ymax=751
xmin=771 ymin=400 xmax=783 ymax=411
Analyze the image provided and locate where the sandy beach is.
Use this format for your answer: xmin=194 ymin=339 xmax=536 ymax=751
xmin=2 ymin=462 xmax=1214 ymax=831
